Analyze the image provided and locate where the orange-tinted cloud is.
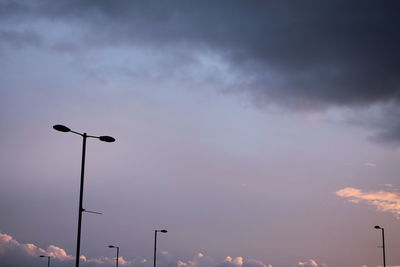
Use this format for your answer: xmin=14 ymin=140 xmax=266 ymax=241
xmin=336 ymin=187 xmax=400 ymax=218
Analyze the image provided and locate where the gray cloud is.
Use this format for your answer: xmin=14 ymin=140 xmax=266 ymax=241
xmin=3 ymin=0 xmax=400 ymax=141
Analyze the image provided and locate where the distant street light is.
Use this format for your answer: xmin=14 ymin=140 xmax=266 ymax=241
xmin=39 ymin=255 xmax=51 ymax=267
xmin=108 ymin=245 xmax=120 ymax=267
xmin=154 ymin=229 xmax=168 ymax=267
xmin=374 ymin=225 xmax=386 ymax=267
xmin=53 ymin=124 xmax=115 ymax=267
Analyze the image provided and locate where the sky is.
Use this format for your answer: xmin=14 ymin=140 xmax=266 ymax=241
xmin=1 ymin=1 xmax=400 ymax=267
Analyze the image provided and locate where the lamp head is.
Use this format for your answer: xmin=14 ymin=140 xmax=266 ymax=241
xmin=160 ymin=230 xmax=168 ymax=233
xmin=39 ymin=255 xmax=46 ymax=258
xmin=108 ymin=245 xmax=115 ymax=248
xmin=53 ymin=124 xmax=71 ymax=132
xmin=374 ymin=225 xmax=381 ymax=229
xmin=99 ymin=136 xmax=116 ymax=143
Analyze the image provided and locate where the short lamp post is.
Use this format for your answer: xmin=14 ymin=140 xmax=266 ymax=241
xmin=154 ymin=230 xmax=168 ymax=267
xmin=53 ymin=124 xmax=115 ymax=267
xmin=39 ymin=255 xmax=51 ymax=267
xmin=108 ymin=245 xmax=120 ymax=267
xmin=374 ymin=225 xmax=386 ymax=267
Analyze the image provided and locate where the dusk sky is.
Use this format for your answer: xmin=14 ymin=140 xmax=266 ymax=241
xmin=2 ymin=1 xmax=400 ymax=267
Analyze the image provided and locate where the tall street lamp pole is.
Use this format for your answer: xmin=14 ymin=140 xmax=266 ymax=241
xmin=108 ymin=245 xmax=120 ymax=267
xmin=39 ymin=255 xmax=51 ymax=267
xmin=154 ymin=229 xmax=168 ymax=267
xmin=374 ymin=225 xmax=386 ymax=267
xmin=53 ymin=124 xmax=115 ymax=267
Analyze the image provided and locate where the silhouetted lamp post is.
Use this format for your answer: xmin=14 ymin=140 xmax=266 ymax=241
xmin=108 ymin=245 xmax=120 ymax=267
xmin=154 ymin=229 xmax=168 ymax=267
xmin=39 ymin=255 xmax=51 ymax=267
xmin=374 ymin=225 xmax=386 ymax=267
xmin=53 ymin=124 xmax=115 ymax=267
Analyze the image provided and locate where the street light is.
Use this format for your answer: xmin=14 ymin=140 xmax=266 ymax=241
xmin=374 ymin=225 xmax=386 ymax=267
xmin=39 ymin=255 xmax=51 ymax=267
xmin=154 ymin=229 xmax=168 ymax=267
xmin=108 ymin=245 xmax=120 ymax=267
xmin=53 ymin=124 xmax=115 ymax=267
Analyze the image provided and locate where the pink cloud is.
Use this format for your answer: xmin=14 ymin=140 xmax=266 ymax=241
xmin=336 ymin=187 xmax=400 ymax=218
xmin=296 ymin=259 xmax=328 ymax=267
xmin=0 ymin=232 xmax=125 ymax=266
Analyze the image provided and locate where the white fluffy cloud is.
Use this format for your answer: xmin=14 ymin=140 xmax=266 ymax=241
xmin=0 ymin=232 xmax=326 ymax=267
xmin=336 ymin=187 xmax=400 ymax=218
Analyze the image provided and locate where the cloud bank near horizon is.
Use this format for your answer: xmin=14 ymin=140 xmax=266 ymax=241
xmin=1 ymin=0 xmax=400 ymax=143
xmin=0 ymin=232 xmax=327 ymax=267
xmin=0 ymin=232 xmax=131 ymax=267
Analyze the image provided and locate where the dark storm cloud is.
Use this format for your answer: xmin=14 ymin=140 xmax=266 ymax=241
xmin=4 ymin=0 xmax=400 ymax=140
xmin=0 ymin=1 xmax=40 ymax=48
xmin=0 ymin=0 xmax=28 ymax=18
xmin=33 ymin=1 xmax=400 ymax=107
xmin=0 ymin=29 xmax=42 ymax=48
xmin=367 ymin=103 xmax=400 ymax=145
